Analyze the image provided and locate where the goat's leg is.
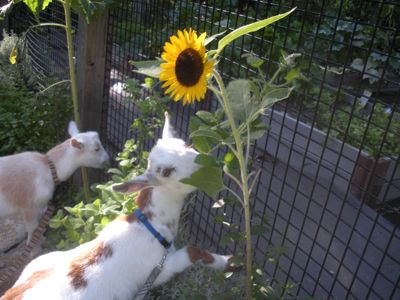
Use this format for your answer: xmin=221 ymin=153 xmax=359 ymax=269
xmin=153 ymin=245 xmax=238 ymax=287
xmin=21 ymin=207 xmax=39 ymax=244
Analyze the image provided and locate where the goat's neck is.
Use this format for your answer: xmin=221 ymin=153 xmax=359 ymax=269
xmin=46 ymin=140 xmax=80 ymax=182
xmin=142 ymin=188 xmax=186 ymax=236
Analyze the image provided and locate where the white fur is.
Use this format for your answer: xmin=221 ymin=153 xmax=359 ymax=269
xmin=68 ymin=121 xmax=80 ymax=137
xmin=3 ymin=114 xmax=236 ymax=300
xmin=0 ymin=122 xmax=110 ymax=243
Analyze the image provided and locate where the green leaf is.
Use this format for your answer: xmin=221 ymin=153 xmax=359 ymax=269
xmin=204 ymin=30 xmax=226 ymax=46
xmin=242 ymin=53 xmax=264 ymax=68
xmin=215 ymin=8 xmax=296 ymax=56
xmin=223 ymin=152 xmax=235 ymax=164
xmin=101 ymin=216 xmax=110 ymax=226
xmin=214 ymin=215 xmax=227 ymax=223
xmin=189 ymin=117 xmax=212 ymax=153
xmin=261 ymin=87 xmax=294 ymax=107
xmin=195 ymin=154 xmax=219 ymax=167
xmin=226 ymin=79 xmax=253 ymax=121
xmin=284 ymin=68 xmax=300 ymax=82
xmin=23 ymin=0 xmax=52 ymax=15
xmin=190 ymin=128 xmax=221 ymax=141
xmin=192 ymin=136 xmax=211 ymax=154
xmin=129 ymin=60 xmax=161 ymax=78
xmin=180 ymin=166 xmax=223 ymax=198
xmin=251 ymin=224 xmax=269 ymax=235
xmin=9 ymin=46 xmax=17 ymax=65
xmin=66 ymin=229 xmax=80 ymax=242
xmin=142 ymin=77 xmax=154 ymax=89
xmin=48 ymin=217 xmax=64 ymax=229
xmin=74 ymin=0 xmax=114 ymax=23
xmin=220 ymin=231 xmax=244 ymax=246
xmin=195 ymin=110 xmax=218 ymax=125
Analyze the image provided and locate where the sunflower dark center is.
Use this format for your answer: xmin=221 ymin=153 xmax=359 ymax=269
xmin=175 ymin=48 xmax=204 ymax=87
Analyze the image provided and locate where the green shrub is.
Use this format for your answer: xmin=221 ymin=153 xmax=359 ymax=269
xmin=0 ymin=32 xmax=72 ymax=155
xmin=45 ymin=139 xmax=145 ymax=249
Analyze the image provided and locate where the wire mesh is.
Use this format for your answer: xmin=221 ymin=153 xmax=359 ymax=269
xmin=4 ymin=1 xmax=77 ymax=86
xmin=101 ymin=0 xmax=400 ymax=299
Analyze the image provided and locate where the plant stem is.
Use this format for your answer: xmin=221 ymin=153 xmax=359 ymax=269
xmin=63 ymin=0 xmax=90 ymax=201
xmin=37 ymin=79 xmax=70 ymax=95
xmin=213 ymin=70 xmax=253 ymax=299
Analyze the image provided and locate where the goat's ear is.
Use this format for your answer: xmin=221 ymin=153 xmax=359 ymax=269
xmin=68 ymin=121 xmax=80 ymax=137
xmin=112 ymin=178 xmax=151 ymax=194
xmin=162 ymin=111 xmax=174 ymax=139
xmin=71 ymin=138 xmax=84 ymax=150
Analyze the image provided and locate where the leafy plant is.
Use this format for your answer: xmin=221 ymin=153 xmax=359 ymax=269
xmin=46 ymin=76 xmax=167 ymax=249
xmin=2 ymin=0 xmax=118 ymax=200
xmin=333 ymin=101 xmax=400 ymax=158
xmin=0 ymin=33 xmax=72 ymax=155
xmin=45 ymin=138 xmax=141 ymax=249
xmin=132 ymin=9 xmax=298 ymax=298
xmin=303 ymin=84 xmax=400 ymax=159
xmin=123 ymin=77 xmax=170 ymax=155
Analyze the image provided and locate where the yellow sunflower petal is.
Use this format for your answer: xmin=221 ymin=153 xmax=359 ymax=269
xmin=159 ymin=27 xmax=212 ymax=104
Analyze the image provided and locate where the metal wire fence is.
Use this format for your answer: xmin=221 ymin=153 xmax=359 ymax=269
xmin=4 ymin=0 xmax=400 ymax=299
xmin=4 ymin=1 xmax=77 ymax=86
xmin=102 ymin=1 xmax=400 ymax=299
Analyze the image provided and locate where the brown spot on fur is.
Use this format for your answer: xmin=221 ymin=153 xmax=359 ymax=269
xmin=0 ymin=152 xmax=43 ymax=210
xmin=2 ymin=269 xmax=51 ymax=300
xmin=187 ymin=245 xmax=215 ymax=264
xmin=136 ymin=188 xmax=153 ymax=211
xmin=68 ymin=241 xmax=113 ymax=289
xmin=114 ymin=188 xmax=153 ymax=223
xmin=115 ymin=213 xmax=137 ymax=223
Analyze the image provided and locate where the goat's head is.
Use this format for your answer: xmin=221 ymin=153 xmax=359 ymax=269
xmin=68 ymin=121 xmax=110 ymax=169
xmin=113 ymin=112 xmax=199 ymax=196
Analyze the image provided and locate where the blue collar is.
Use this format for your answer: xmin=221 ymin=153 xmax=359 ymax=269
xmin=134 ymin=208 xmax=172 ymax=249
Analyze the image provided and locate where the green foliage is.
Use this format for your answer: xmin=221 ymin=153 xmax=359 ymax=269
xmin=305 ymin=86 xmax=400 ymax=159
xmin=124 ymin=77 xmax=169 ymax=155
xmin=46 ymin=75 xmax=167 ymax=250
xmin=22 ymin=0 xmax=52 ymax=16
xmin=181 ymin=156 xmax=223 ymax=198
xmin=0 ymin=33 xmax=72 ymax=155
xmin=333 ymin=102 xmax=400 ymax=158
xmin=72 ymin=0 xmax=116 ymax=23
xmin=13 ymin=0 xmax=115 ymax=23
xmin=129 ymin=60 xmax=162 ymax=78
xmin=186 ymin=54 xmax=300 ymax=197
xmin=213 ymin=8 xmax=296 ymax=58
xmin=149 ymin=265 xmax=245 ymax=300
xmin=45 ymin=139 xmax=142 ymax=249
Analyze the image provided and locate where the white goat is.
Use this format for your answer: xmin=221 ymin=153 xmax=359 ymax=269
xmin=1 ymin=114 xmax=238 ymax=300
xmin=0 ymin=121 xmax=110 ymax=243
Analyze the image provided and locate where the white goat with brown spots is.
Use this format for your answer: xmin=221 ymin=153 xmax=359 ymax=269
xmin=1 ymin=114 xmax=238 ymax=300
xmin=0 ymin=121 xmax=110 ymax=243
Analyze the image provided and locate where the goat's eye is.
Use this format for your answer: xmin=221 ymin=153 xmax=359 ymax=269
xmin=162 ymin=167 xmax=175 ymax=178
xmin=95 ymin=147 xmax=100 ymax=152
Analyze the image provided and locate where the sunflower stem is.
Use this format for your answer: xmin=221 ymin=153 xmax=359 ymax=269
xmin=212 ymin=70 xmax=253 ymax=300
xmin=62 ymin=0 xmax=90 ymax=201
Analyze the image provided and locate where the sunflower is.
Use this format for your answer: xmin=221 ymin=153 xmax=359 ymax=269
xmin=160 ymin=28 xmax=214 ymax=105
